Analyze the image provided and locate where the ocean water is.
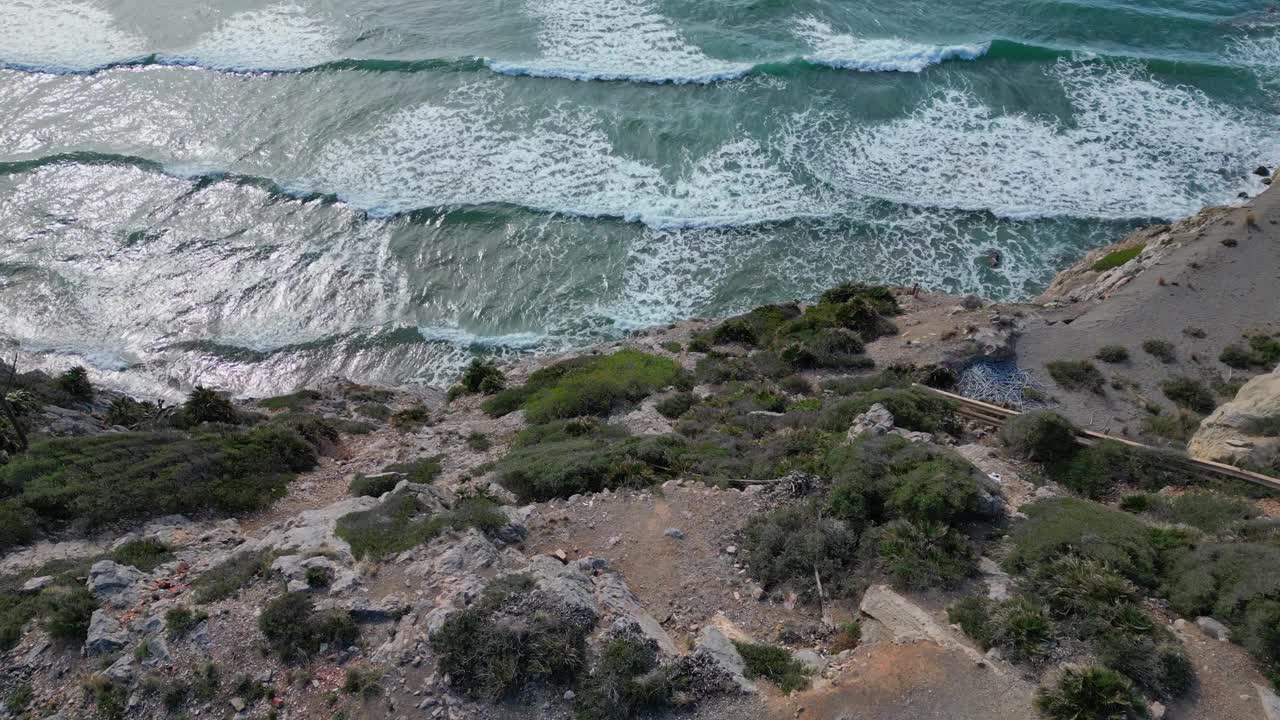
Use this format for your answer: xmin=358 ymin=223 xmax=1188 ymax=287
xmin=0 ymin=0 xmax=1277 ymax=398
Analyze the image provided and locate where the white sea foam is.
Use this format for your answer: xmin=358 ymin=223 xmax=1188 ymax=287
xmin=793 ymin=17 xmax=988 ymax=73
xmin=310 ymin=83 xmax=819 ymax=228
xmin=0 ymin=0 xmax=144 ymax=72
xmin=796 ymin=61 xmax=1280 ymax=221
xmin=176 ymin=2 xmax=340 ymax=72
xmin=486 ymin=0 xmax=751 ymax=83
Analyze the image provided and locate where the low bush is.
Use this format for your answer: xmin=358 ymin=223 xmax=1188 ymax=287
xmin=1160 ymin=376 xmax=1216 ymax=414
xmin=1006 ymin=497 xmax=1165 ymax=589
xmin=257 ymin=389 xmax=323 ymax=411
xmin=42 ymin=584 xmax=96 ymax=641
xmin=259 ymin=591 xmax=358 ymax=662
xmin=865 ymin=519 xmax=975 ymax=591
xmin=390 ymin=405 xmax=432 ymax=431
xmin=779 ymin=328 xmax=870 ymax=370
xmin=1167 ymin=543 xmax=1280 ymax=665
xmin=826 ymin=435 xmax=987 ymax=527
xmin=831 ymin=620 xmax=861 ymax=653
xmin=354 ymin=402 xmax=391 ymax=420
xmin=349 ymin=473 xmax=402 ymax=498
xmin=1091 ymin=245 xmax=1143 ymax=272
xmin=1139 ymin=492 xmax=1258 ymax=534
xmin=84 ymin=675 xmax=127 ymax=720
xmin=818 ymin=388 xmax=955 ymax=434
xmin=732 ymin=641 xmax=812 ymax=694
xmin=342 ymin=666 xmax=383 ymax=697
xmin=1141 ymin=410 xmax=1201 ymax=443
xmin=380 ymin=456 xmax=443 ymax=484
xmin=105 ymin=396 xmax=157 ymax=428
xmin=739 ymin=501 xmax=859 ymax=599
xmin=1142 ymin=339 xmax=1177 ymax=364
xmin=484 ymin=350 xmax=688 ymax=423
xmin=999 ymin=411 xmax=1079 ymax=463
xmin=431 ymin=574 xmax=592 ymax=700
xmin=573 ymin=633 xmax=685 ymax=720
xmin=111 ymin=538 xmax=174 ymax=572
xmin=192 ymin=550 xmax=270 ymax=603
xmin=1045 ymin=440 xmax=1195 ymax=500
xmin=495 ymin=431 xmax=682 ymax=502
xmin=1036 ymin=666 xmax=1145 ymax=720
xmin=466 ymin=431 xmax=492 ymax=452
xmin=336 ymin=493 xmax=442 ymax=561
xmin=0 ymin=426 xmax=317 ymax=550
xmin=655 ymin=392 xmax=697 ymax=419
xmin=1095 ymin=346 xmax=1130 ymax=363
xmin=1098 ymin=633 xmax=1194 ymax=699
xmin=182 ymin=386 xmax=238 ymax=425
xmin=990 ymin=596 xmax=1055 ymax=663
xmin=461 ymin=359 xmax=505 ymax=394
xmin=165 ymin=606 xmax=208 ymax=639
xmin=948 ymin=596 xmax=995 ymax=649
xmin=1046 ymin=360 xmax=1105 ymax=393
xmin=56 ymin=366 xmax=93 ymax=401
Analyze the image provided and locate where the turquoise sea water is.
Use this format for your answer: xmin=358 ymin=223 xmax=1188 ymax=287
xmin=0 ymin=0 xmax=1277 ymax=397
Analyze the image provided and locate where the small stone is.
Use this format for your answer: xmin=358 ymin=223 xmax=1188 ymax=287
xmin=1148 ymin=701 xmax=1167 ymax=720
xmin=724 ymin=545 xmax=737 ymax=555
xmin=663 ymin=528 xmax=685 ymax=540
xmin=1195 ymin=616 xmax=1230 ymax=642
xmin=21 ymin=576 xmax=55 ymax=593
xmin=230 ymin=697 xmax=246 ymax=712
xmin=1221 ymin=238 xmax=1239 ymax=248
xmin=563 ymin=690 xmax=576 ymax=701
xmin=1254 ymin=166 xmax=1271 ymax=177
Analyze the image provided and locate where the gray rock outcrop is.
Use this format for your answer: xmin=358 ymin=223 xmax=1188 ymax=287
xmin=1189 ymin=368 xmax=1280 ymax=469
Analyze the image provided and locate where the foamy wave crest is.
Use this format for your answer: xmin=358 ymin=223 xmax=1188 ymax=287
xmin=486 ymin=0 xmax=752 ymax=83
xmin=416 ymin=326 xmax=550 ymax=351
xmin=793 ymin=17 xmax=988 ymax=73
xmin=0 ymin=0 xmax=144 ymax=72
xmin=309 ymin=83 xmax=820 ymax=228
xmin=174 ymin=3 xmax=340 ymax=72
xmin=795 ymin=60 xmax=1280 ymax=220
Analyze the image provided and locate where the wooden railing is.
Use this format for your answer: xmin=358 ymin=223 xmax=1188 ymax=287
xmin=914 ymin=384 xmax=1280 ymax=493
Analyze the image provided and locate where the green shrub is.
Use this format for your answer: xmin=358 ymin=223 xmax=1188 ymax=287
xmin=483 ymin=350 xmax=687 ymax=423
xmin=257 ymin=390 xmax=323 ymax=411
xmin=306 ymin=566 xmax=332 ymax=588
xmin=341 ymin=666 xmax=382 ymax=697
xmin=999 ymin=411 xmax=1079 ymax=463
xmin=42 ymin=584 xmax=96 ymax=640
xmin=818 ymin=388 xmax=954 ymax=434
xmin=431 ymin=574 xmax=592 ymax=700
xmin=1095 ymin=346 xmax=1130 ymax=363
xmin=1141 ymin=492 xmax=1258 ymax=534
xmin=831 ymin=620 xmax=862 ymax=652
xmin=1159 ymin=376 xmax=1216 ymax=414
xmin=390 ymin=405 xmax=432 ymax=431
xmin=1098 ymin=633 xmax=1194 ymax=699
xmin=349 ymin=473 xmax=402 ymax=498
xmin=780 ymin=375 xmax=813 ymax=395
xmin=739 ymin=501 xmax=859 ymax=599
xmin=573 ymin=633 xmax=684 ymax=720
xmin=380 ymin=456 xmax=444 ymax=484
xmin=466 ymin=431 xmax=492 ymax=452
xmin=732 ymin=641 xmax=812 ymax=694
xmin=1045 ymin=441 xmax=1193 ymax=500
xmin=183 ymin=386 xmax=237 ymax=425
xmin=948 ymin=597 xmax=995 ymax=649
xmin=56 ymin=366 xmax=93 ymax=400
xmin=1006 ymin=497 xmax=1164 ymax=589
xmin=192 ymin=550 xmax=269 ymax=603
xmin=1142 ymin=339 xmax=1177 ymax=364
xmin=866 ymin=519 xmax=975 ymax=591
xmin=779 ymin=328 xmax=869 ymax=370
xmin=111 ymin=538 xmax=174 ymax=572
xmin=165 ymin=606 xmax=208 ymax=639
xmin=461 ymin=358 xmax=506 ymax=394
xmin=335 ymin=493 xmax=442 ymax=561
xmin=495 ymin=432 xmax=681 ymax=502
xmin=1140 ymin=410 xmax=1201 ymax=443
xmin=826 ymin=435 xmax=986 ymax=526
xmin=1091 ymin=245 xmax=1143 ymax=272
xmin=655 ymin=392 xmax=697 ymax=419
xmin=1046 ymin=360 xmax=1105 ymax=393
xmin=990 ymin=596 xmax=1054 ymax=663
xmin=354 ymin=402 xmax=391 ymax=420
xmin=105 ymin=397 xmax=156 ymax=428
xmin=0 ymin=499 xmax=37 ymax=551
xmin=0 ymin=427 xmax=316 ymax=547
xmin=258 ymin=592 xmax=358 ymax=662
xmin=4 ymin=683 xmax=32 ymax=715
xmin=1036 ymin=666 xmax=1145 ymax=720
xmin=660 ymin=340 xmax=683 ymax=354
xmin=84 ymin=675 xmax=127 ymax=720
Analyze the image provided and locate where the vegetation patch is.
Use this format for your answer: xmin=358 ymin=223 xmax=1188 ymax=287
xmin=257 ymin=389 xmax=323 ymax=412
xmin=431 ymin=574 xmax=593 ymax=700
xmin=0 ymin=425 xmax=318 ymax=552
xmin=496 ymin=423 xmax=682 ymax=502
xmin=655 ymin=392 xmax=697 ymax=419
xmin=1046 ymin=360 xmax=1105 ymax=393
xmin=1141 ymin=339 xmax=1177 ymax=364
xmin=192 ymin=550 xmax=270 ymax=603
xmin=1036 ymin=666 xmax=1145 ymax=720
xmin=1095 ymin=345 xmax=1130 ymax=363
xmin=865 ymin=519 xmax=975 ymax=590
xmin=818 ymin=387 xmax=955 ymax=434
xmin=390 ymin=405 xmax=432 ymax=431
xmin=1090 ymin=244 xmax=1143 ymax=272
xmin=111 ymin=538 xmax=174 ymax=572
xmin=165 ymin=606 xmax=208 ymax=639
xmin=999 ymin=411 xmax=1079 ymax=463
xmin=460 ymin=359 xmax=506 ymax=394
xmin=1220 ymin=334 xmax=1280 ymax=369
xmin=258 ymin=591 xmax=358 ymax=662
xmin=1159 ymin=376 xmax=1216 ymax=414
xmin=379 ymin=456 xmax=444 ymax=484
xmin=484 ymin=350 xmax=689 ymax=423
xmin=336 ymin=491 xmax=506 ymax=561
xmin=732 ymin=641 xmax=812 ymax=694
xmin=1140 ymin=410 xmax=1201 ymax=444
xmin=739 ymin=501 xmax=859 ymax=599
xmin=56 ymin=366 xmax=93 ymax=401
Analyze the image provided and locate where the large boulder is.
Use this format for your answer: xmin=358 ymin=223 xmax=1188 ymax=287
xmin=87 ymin=560 xmax=145 ymax=609
xmin=1189 ymin=368 xmax=1280 ymax=469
